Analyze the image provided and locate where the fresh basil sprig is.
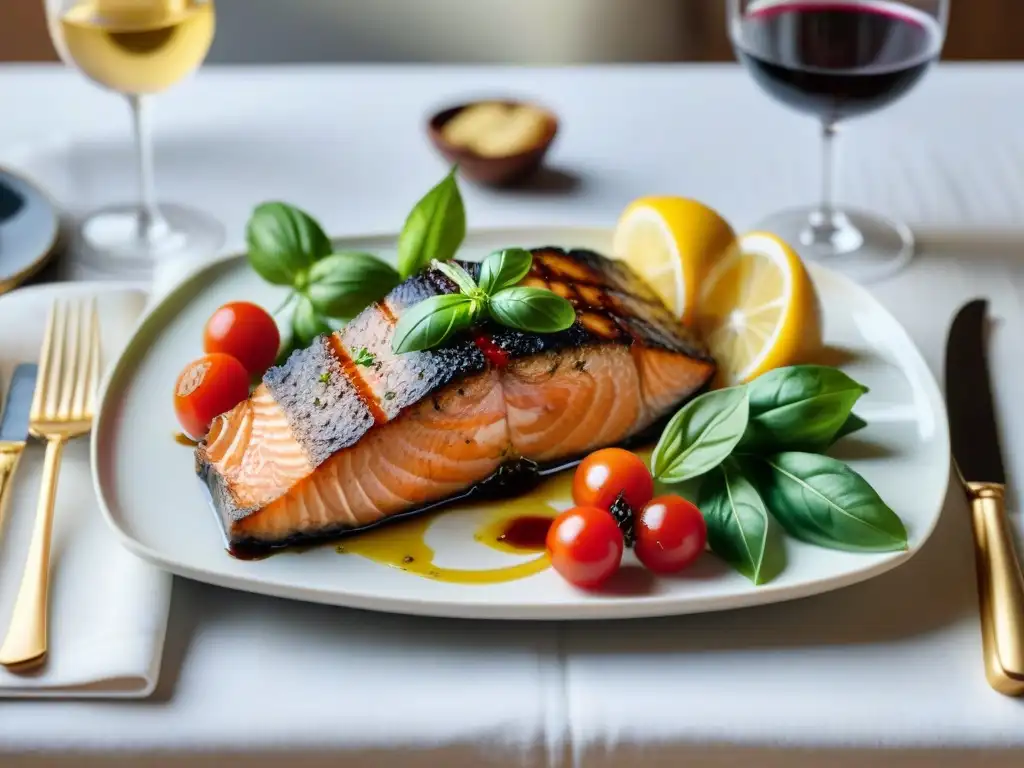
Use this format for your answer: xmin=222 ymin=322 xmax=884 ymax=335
xmin=391 ymin=248 xmax=576 ymax=354
xmin=397 ymin=166 xmax=466 ymax=279
xmin=651 ymin=386 xmax=749 ymax=483
xmin=699 ymin=458 xmax=782 ymax=586
xmin=740 ymin=365 xmax=868 ymax=451
xmin=392 ymin=294 xmax=478 ymax=354
xmin=489 ymin=287 xmax=577 ymax=333
xmin=247 ymin=202 xmax=400 ymax=351
xmin=755 ymin=452 xmax=908 ymax=552
xmin=305 ymin=251 xmax=402 ymax=319
xmin=479 ymin=247 xmax=532 ymax=294
xmin=650 ymin=364 xmax=906 ymax=585
xmin=247 ymin=167 xmax=467 ymax=357
xmin=246 ymin=202 xmax=331 ymax=285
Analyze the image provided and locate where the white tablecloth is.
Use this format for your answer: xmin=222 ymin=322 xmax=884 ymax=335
xmin=2 ymin=63 xmax=1024 ymax=766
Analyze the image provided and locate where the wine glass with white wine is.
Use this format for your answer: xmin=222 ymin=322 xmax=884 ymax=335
xmin=44 ymin=0 xmax=223 ymax=276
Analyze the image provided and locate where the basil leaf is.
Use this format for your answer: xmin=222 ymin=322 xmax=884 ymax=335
xmin=757 ymin=452 xmax=907 ymax=552
xmin=433 ymin=259 xmax=479 ymax=296
xmin=392 ymin=293 xmax=475 ymax=354
xmin=479 ymin=248 xmax=532 ymax=295
xmin=304 ymin=251 xmax=401 ymax=320
xmin=291 ymin=295 xmax=333 ymax=348
xmin=397 ymin=167 xmax=465 ymax=279
xmin=831 ymin=413 xmax=868 ymax=444
xmin=488 ymin=287 xmax=576 ymax=333
xmin=651 ymin=386 xmax=749 ymax=483
xmin=741 ymin=365 xmax=868 ymax=451
xmin=699 ymin=458 xmax=783 ymax=585
xmin=246 ymin=202 xmax=332 ymax=285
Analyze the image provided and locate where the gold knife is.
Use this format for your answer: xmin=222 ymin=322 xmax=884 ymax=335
xmin=945 ymin=299 xmax=1024 ymax=695
xmin=0 ymin=364 xmax=36 ymax=537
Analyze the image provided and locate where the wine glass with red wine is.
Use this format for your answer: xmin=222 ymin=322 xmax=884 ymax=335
xmin=729 ymin=0 xmax=948 ymax=282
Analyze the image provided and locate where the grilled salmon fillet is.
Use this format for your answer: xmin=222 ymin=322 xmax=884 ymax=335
xmin=197 ymin=247 xmax=716 ymax=554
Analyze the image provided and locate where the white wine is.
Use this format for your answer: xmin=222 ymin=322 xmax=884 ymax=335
xmin=58 ymin=0 xmax=215 ymax=95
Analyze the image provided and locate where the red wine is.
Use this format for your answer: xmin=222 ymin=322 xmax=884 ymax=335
xmin=734 ymin=0 xmax=942 ymax=122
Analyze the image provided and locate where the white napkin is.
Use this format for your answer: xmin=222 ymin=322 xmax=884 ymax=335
xmin=0 ymin=283 xmax=172 ymax=697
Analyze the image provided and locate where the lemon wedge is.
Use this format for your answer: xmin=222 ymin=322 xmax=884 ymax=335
xmin=611 ymin=196 xmax=738 ymax=324
xmin=695 ymin=231 xmax=822 ymax=387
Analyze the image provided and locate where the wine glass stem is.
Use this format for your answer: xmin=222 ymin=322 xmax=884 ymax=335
xmin=127 ymin=94 xmax=168 ymax=242
xmin=804 ymin=120 xmax=841 ymax=246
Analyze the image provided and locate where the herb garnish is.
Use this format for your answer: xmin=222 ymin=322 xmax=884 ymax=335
xmin=698 ymin=458 xmax=784 ymax=586
xmin=246 ymin=206 xmax=400 ymax=356
xmin=738 ymin=365 xmax=869 ymax=452
xmin=397 ymin=166 xmax=465 ymax=279
xmin=651 ymin=386 xmax=750 ymax=484
xmin=391 ymin=248 xmax=576 ymax=354
xmin=246 ymin=166 xmax=467 ymax=361
xmin=318 ymin=371 xmax=330 ymax=384
xmin=246 ymin=168 xmax=573 ymax=362
xmin=652 ymin=364 xmax=906 ymax=586
xmin=352 ymin=348 xmax=376 ymax=367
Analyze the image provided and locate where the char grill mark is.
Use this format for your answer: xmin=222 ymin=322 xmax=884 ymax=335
xmin=263 ymin=335 xmax=376 ymax=468
xmin=345 ymin=272 xmax=488 ymax=420
xmin=326 ymin=334 xmax=388 ymax=426
xmin=518 ymin=269 xmax=636 ymax=344
xmin=376 ymin=300 xmax=398 ymax=325
xmin=456 ymin=248 xmax=712 ymax=362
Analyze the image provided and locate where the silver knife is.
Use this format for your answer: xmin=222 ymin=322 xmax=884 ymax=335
xmin=945 ymin=299 xmax=1024 ymax=696
xmin=0 ymin=363 xmax=35 ymax=536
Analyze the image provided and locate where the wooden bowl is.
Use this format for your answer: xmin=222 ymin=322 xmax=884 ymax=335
xmin=426 ymin=100 xmax=559 ymax=187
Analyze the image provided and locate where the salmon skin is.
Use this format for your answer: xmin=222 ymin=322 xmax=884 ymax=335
xmin=197 ymin=247 xmax=716 ymax=557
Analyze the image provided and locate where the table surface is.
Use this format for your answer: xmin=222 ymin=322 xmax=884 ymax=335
xmin=3 ymin=62 xmax=1024 ymax=767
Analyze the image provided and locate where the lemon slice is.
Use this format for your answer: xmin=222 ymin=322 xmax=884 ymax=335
xmin=695 ymin=231 xmax=822 ymax=387
xmin=611 ymin=197 xmax=737 ymax=324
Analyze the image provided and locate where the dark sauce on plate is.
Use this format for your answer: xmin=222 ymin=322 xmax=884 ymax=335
xmin=492 ymin=516 xmax=553 ymax=552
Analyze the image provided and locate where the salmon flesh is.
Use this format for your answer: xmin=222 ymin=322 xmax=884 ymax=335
xmin=197 ymin=247 xmax=716 ymax=554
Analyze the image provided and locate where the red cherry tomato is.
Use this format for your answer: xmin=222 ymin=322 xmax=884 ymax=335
xmin=634 ymin=495 xmax=707 ymax=575
xmin=203 ymin=301 xmax=280 ymax=376
xmin=572 ymin=447 xmax=654 ymax=512
xmin=174 ymin=353 xmax=250 ymax=439
xmin=546 ymin=505 xmax=624 ymax=589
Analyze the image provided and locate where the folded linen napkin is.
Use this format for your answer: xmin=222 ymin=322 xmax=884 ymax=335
xmin=0 ymin=283 xmax=172 ymax=697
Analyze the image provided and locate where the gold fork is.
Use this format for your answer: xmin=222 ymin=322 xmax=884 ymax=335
xmin=0 ymin=298 xmax=100 ymax=670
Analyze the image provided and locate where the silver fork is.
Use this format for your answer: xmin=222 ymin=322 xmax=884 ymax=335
xmin=0 ymin=298 xmax=100 ymax=670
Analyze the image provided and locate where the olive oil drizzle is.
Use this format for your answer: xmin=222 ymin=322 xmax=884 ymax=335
xmin=338 ymin=472 xmax=574 ymax=585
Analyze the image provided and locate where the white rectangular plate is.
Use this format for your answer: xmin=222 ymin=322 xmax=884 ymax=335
xmin=92 ymin=227 xmax=950 ymax=620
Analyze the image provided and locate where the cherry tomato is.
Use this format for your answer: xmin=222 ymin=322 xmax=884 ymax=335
xmin=634 ymin=495 xmax=707 ymax=575
xmin=546 ymin=505 xmax=624 ymax=589
xmin=572 ymin=447 xmax=654 ymax=512
xmin=174 ymin=353 xmax=250 ymax=439
xmin=203 ymin=301 xmax=280 ymax=376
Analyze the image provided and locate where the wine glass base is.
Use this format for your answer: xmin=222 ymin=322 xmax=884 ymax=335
xmin=751 ymin=206 xmax=914 ymax=284
xmin=76 ymin=203 xmax=225 ymax=280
